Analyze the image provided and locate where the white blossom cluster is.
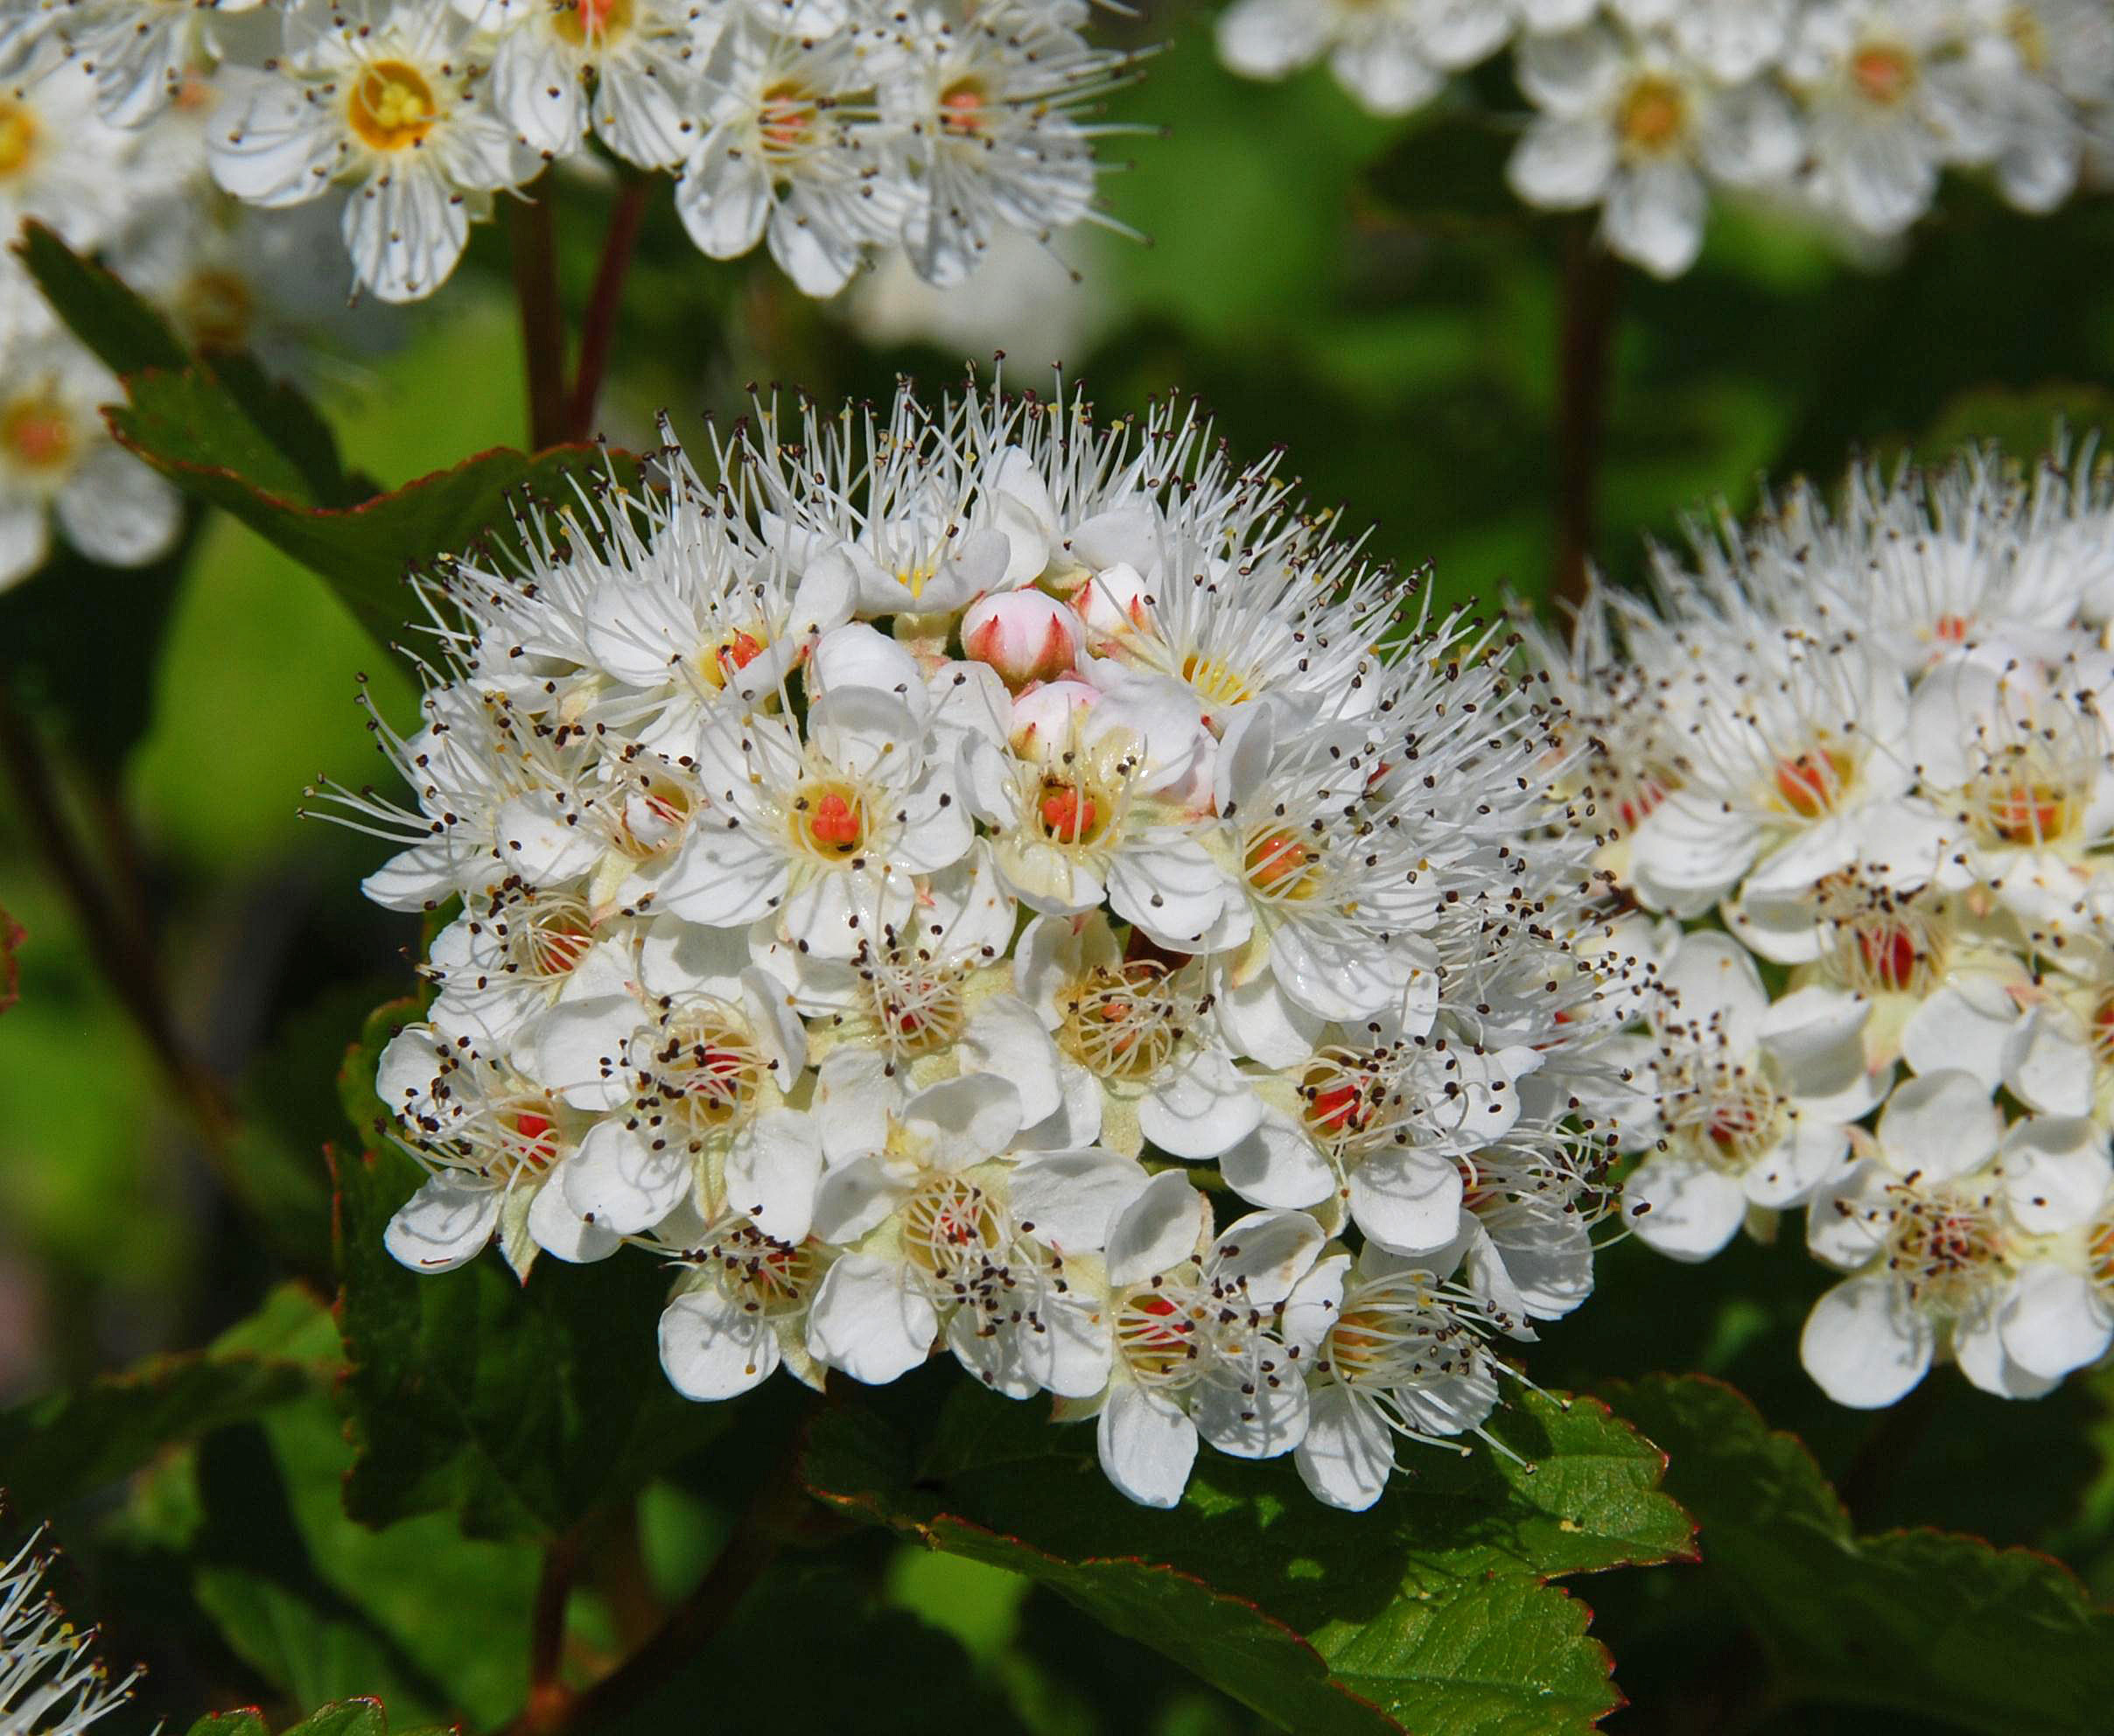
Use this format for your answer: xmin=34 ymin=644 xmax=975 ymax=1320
xmin=0 ymin=1512 xmax=136 ymax=1736
xmin=330 ymin=377 xmax=1629 ymax=1512
xmin=0 ymin=17 xmax=388 ymax=590
xmin=1528 ymin=441 xmax=2114 ymax=1410
xmin=1215 ymin=0 xmax=2114 ymax=278
xmin=5 ymin=0 xmax=1141 ymax=308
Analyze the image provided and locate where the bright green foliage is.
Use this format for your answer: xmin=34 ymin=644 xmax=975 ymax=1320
xmin=802 ymin=1380 xmax=1692 ymax=1735
xmin=1607 ymin=1376 xmax=2114 ymax=1733
xmin=15 ymin=223 xmax=631 ymax=645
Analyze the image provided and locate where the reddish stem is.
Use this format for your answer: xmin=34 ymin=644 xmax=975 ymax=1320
xmin=509 ymin=186 xmax=569 ymax=452
xmin=564 ymin=177 xmax=652 ymax=443
xmin=1552 ymin=220 xmax=1623 ymax=612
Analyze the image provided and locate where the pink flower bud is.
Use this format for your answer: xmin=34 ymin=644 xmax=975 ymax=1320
xmin=962 ymin=589 xmax=1084 ymax=690
xmin=1010 ymin=676 xmax=1100 ymax=760
xmin=1074 ymin=562 xmax=1155 ymax=649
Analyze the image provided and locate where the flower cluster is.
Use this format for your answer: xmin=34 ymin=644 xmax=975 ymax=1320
xmin=0 ymin=18 xmax=388 ymax=590
xmin=8 ymin=0 xmax=1141 ymax=308
xmin=1529 ymin=440 xmax=2114 ymax=1409
xmin=0 ymin=1508 xmax=136 ymax=1736
xmin=331 ymin=377 xmax=1627 ymax=1510
xmin=1215 ymin=0 xmax=2114 ymax=278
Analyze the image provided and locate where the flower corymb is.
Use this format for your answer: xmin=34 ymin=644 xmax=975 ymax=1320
xmin=329 ymin=376 xmax=1628 ymax=1509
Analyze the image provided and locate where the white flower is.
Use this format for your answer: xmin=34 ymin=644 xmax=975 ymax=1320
xmin=1784 ymin=0 xmax=2012 ymax=237
xmin=1509 ymin=22 xmax=1801 ymax=277
xmin=1800 ymin=1070 xmax=2109 ymax=1404
xmin=806 ymin=1073 xmax=1139 ymax=1396
xmin=657 ymin=625 xmax=974 ymax=957
xmin=342 ymin=377 xmax=1614 ymax=1503
xmin=1620 ymin=933 xmax=1887 ymax=1260
xmin=206 ymin=0 xmax=539 ymax=301
xmin=675 ymin=23 xmax=912 ymax=296
xmin=39 ymin=0 xmax=264 ymax=128
xmin=1217 ymin=0 xmax=1516 ymax=117
xmin=1086 ymin=1170 xmax=1325 ymax=1508
xmin=0 ymin=1515 xmax=138 ymax=1736
xmin=1282 ymin=1242 xmax=1522 ymax=1511
xmin=0 ymin=326 xmax=183 ymax=590
xmin=479 ymin=0 xmax=712 ymax=167
xmin=879 ymin=0 xmax=1116 ymax=288
xmin=0 ymin=46 xmax=149 ymax=257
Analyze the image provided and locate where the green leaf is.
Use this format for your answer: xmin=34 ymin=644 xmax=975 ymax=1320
xmin=192 ymin=1571 xmax=444 ymax=1729
xmin=15 ymin=218 xmax=189 ymax=375
xmin=184 ymin=1704 xmax=448 ymax=1736
xmin=1606 ymin=1375 xmax=2114 ymax=1733
xmin=109 ymin=368 xmax=633 ymax=641
xmin=802 ymin=1379 xmax=1692 ymax=1736
xmin=186 ymin=1714 xmax=272 ymax=1736
xmin=568 ymin=1562 xmax=1031 ymax=1735
xmin=0 ymin=1288 xmax=335 ymax=1513
xmin=331 ymin=999 xmax=734 ymax=1540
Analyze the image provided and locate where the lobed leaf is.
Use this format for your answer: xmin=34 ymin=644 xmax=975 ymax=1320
xmin=802 ymin=1379 xmax=1693 ymax=1735
xmin=1606 ymin=1375 xmax=2114 ymax=1733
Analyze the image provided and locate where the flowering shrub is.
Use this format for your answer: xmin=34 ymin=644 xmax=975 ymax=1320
xmin=6 ymin=0 xmax=1141 ymax=306
xmin=1530 ymin=444 xmax=2114 ymax=1405
xmin=1217 ymin=0 xmax=2114 ymax=276
xmin=9 ymin=2 xmax=2114 ymax=1729
xmin=323 ymin=381 xmax=1629 ymax=1509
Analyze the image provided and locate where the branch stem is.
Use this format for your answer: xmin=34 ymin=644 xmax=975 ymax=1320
xmin=1552 ymin=220 xmax=1622 ymax=612
xmin=509 ymin=186 xmax=569 ymax=452
xmin=0 ymin=673 xmax=233 ymax=1144
xmin=564 ymin=177 xmax=652 ymax=444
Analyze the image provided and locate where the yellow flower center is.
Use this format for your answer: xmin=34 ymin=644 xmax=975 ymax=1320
xmin=554 ymin=0 xmax=634 ymax=46
xmin=1244 ymin=829 xmax=1321 ymax=900
xmin=1617 ymin=77 xmax=1686 ymax=151
xmin=0 ymin=101 xmax=37 ymax=178
xmin=759 ymin=81 xmax=816 ymax=153
xmin=794 ymin=780 xmax=867 ymax=859
xmin=1850 ymin=43 xmax=1915 ymax=107
xmin=1772 ymin=746 xmax=1855 ymax=820
xmin=0 ymin=396 xmax=74 ymax=473
xmin=939 ymin=77 xmax=989 ymax=138
xmin=349 ymin=60 xmax=439 ymax=152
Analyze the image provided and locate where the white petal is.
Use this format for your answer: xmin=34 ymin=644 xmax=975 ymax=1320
xmin=724 ymin=1110 xmax=824 ymax=1243
xmin=527 ymin=1175 xmax=623 ymax=1264
xmin=1294 ymin=1384 xmax=1394 ymax=1512
xmin=1800 ymin=1275 xmax=1933 ymax=1409
xmin=1998 ymin=1264 xmax=2114 ymax=1382
xmin=1622 ymin=1153 xmax=1748 ymax=1261
xmin=1193 ymin=1360 xmax=1311 ymax=1460
xmin=660 ymin=1284 xmax=780 ymax=1400
xmin=1348 ymin=1147 xmax=1466 ymax=1257
xmin=1998 ymin=1116 xmax=2112 ymax=1236
xmin=384 ymin=1175 xmax=500 ymax=1273
xmin=900 ymin=1072 xmax=1025 ymax=1171
xmin=1010 ymin=1149 xmax=1151 ymax=1252
xmin=1216 ymin=1110 xmax=1334 ymax=1211
xmin=1105 ymin=1169 xmax=1213 ymax=1287
xmin=562 ymin=1120 xmax=690 ymax=1236
xmin=1138 ymin=1045 xmax=1263 ymax=1159
xmin=2003 ymin=1004 xmax=2097 ymax=1117
xmin=806 ymin=1254 xmax=936 ymax=1385
xmin=1875 ymin=1070 xmax=2002 ymax=1182
xmin=1208 ymin=1208 xmax=1324 ymax=1308
xmin=1096 ymin=1382 xmax=1198 ymax=1508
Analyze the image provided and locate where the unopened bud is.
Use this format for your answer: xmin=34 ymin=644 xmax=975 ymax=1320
xmin=1010 ymin=676 xmax=1100 ymax=760
xmin=962 ymin=589 xmax=1084 ymax=690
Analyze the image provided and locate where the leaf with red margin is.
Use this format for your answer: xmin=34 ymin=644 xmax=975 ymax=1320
xmin=802 ymin=1381 xmax=1693 ymax=1736
xmin=1605 ymin=1374 xmax=2114 ymax=1733
xmin=185 ymin=1699 xmax=455 ymax=1736
xmin=107 ymin=367 xmax=637 ymax=644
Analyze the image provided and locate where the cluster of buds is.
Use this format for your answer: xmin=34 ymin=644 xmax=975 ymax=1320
xmin=327 ymin=377 xmax=1631 ymax=1509
xmin=1530 ymin=440 xmax=2114 ymax=1408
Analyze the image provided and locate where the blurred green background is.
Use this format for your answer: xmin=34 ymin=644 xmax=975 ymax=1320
xmin=6 ymin=4 xmax=2114 ymax=1730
